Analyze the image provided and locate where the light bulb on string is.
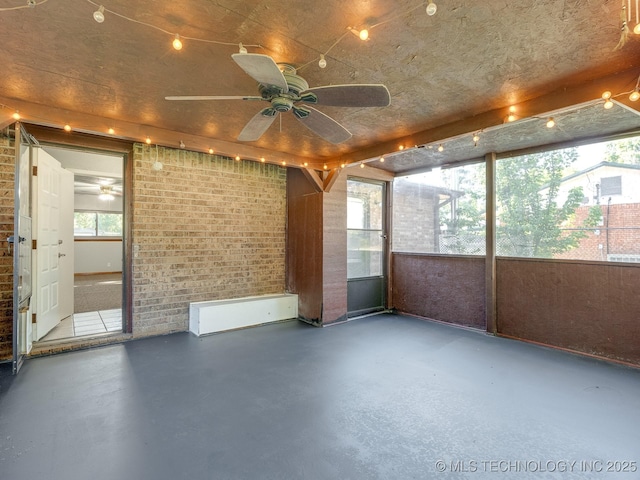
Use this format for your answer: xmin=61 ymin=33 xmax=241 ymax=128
xmin=145 ymin=137 xmax=151 ymax=144
xmin=172 ymin=34 xmax=183 ymax=51
xmin=635 ymin=24 xmax=640 ymax=34
xmin=64 ymin=124 xmax=71 ymax=132
xmin=238 ymin=43 xmax=248 ymax=54
xmin=93 ymin=5 xmax=105 ymax=23
xmin=426 ymin=0 xmax=437 ymax=16
xmin=438 ymin=144 xmax=444 ymax=152
xmin=604 ymin=99 xmax=614 ymax=109
xmin=318 ymin=54 xmax=327 ymax=69
xmin=208 ymin=148 xmax=214 ymax=154
xmin=546 ymin=117 xmax=556 ymax=128
xmin=12 ymin=111 xmax=20 ymax=120
xmin=359 ymin=29 xmax=369 ymax=41
xmin=108 ymin=127 xmax=115 ymax=134
xmin=630 ymin=90 xmax=640 ymax=102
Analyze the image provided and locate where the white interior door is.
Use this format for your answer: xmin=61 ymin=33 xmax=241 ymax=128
xmin=34 ymin=148 xmax=63 ymax=340
xmin=58 ymin=169 xmax=74 ymax=319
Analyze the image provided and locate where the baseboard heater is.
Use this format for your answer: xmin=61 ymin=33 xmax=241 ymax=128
xmin=189 ymin=293 xmax=299 ymax=336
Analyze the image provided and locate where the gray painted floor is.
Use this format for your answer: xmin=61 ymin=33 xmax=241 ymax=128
xmin=1 ymin=314 xmax=639 ymax=480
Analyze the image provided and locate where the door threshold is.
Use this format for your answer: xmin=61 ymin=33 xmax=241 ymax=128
xmin=29 ymin=332 xmax=133 ymax=357
xmin=346 ymin=309 xmax=392 ymax=321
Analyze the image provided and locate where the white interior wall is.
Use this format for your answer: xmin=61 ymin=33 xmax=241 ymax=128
xmin=74 ymin=241 xmax=122 ymax=274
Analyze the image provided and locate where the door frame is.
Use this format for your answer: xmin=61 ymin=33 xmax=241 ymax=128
xmin=346 ymin=176 xmax=390 ymax=317
xmin=22 ymin=124 xmax=134 ymax=336
xmin=11 ymin=123 xmax=34 ymax=374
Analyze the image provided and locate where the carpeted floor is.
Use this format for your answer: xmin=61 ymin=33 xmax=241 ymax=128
xmin=74 ymin=273 xmax=122 ymax=313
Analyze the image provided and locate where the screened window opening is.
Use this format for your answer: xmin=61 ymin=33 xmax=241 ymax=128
xmin=495 ymin=135 xmax=640 ymax=262
xmin=392 ymin=163 xmax=486 ymax=255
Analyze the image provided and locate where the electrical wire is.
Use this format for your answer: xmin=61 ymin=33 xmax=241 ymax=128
xmin=0 ymin=0 xmax=48 ymax=12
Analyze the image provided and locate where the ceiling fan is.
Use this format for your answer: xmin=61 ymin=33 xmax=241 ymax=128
xmin=166 ymin=53 xmax=391 ymax=144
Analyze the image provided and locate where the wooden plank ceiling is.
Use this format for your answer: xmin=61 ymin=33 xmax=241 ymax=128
xmin=0 ymin=0 xmax=639 ymax=173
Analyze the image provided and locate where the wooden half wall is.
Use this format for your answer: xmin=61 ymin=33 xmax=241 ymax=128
xmin=497 ymin=258 xmax=640 ymax=366
xmin=392 ymin=253 xmax=486 ymax=329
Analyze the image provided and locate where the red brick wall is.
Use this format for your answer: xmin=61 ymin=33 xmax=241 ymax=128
xmin=0 ymin=130 xmax=15 ymax=361
xmin=561 ymin=204 xmax=640 ymax=261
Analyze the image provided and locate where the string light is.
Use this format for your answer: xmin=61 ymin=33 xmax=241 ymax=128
xmin=398 ymin=145 xmax=404 ymax=151
xmin=261 ymin=157 xmax=266 ymax=163
xmin=473 ymin=133 xmax=480 ymax=146
xmin=93 ymin=4 xmax=105 ymax=23
xmin=209 ymin=148 xmax=214 ymax=154
xmin=179 ymin=140 xmax=186 ymax=149
xmin=172 ymin=34 xmax=183 ymax=51
xmin=323 ymin=164 xmax=328 ymax=169
xmin=281 ymin=161 xmax=287 ymax=166
xmin=235 ymin=155 xmax=241 ymax=161
xmin=360 ymin=163 xmax=365 ymax=168
xmin=437 ymin=144 xmax=444 ymax=152
xmin=379 ymin=157 xmax=385 ymax=162
xmin=12 ymin=111 xmax=20 ymax=120
xmin=426 ymin=0 xmax=437 ymax=16
xmin=630 ymin=90 xmax=640 ymax=101
xmin=64 ymin=124 xmax=71 ymax=132
xmin=145 ymin=137 xmax=151 ymax=144
xmin=340 ymin=163 xmax=346 ymax=168
xmin=0 ymin=0 xmax=48 ymax=11
xmin=318 ymin=54 xmax=327 ymax=69
xmin=238 ymin=43 xmax=248 ymax=54
xmin=108 ymin=127 xmax=115 ymax=134
xmin=546 ymin=117 xmax=556 ymax=128
xmin=349 ymin=27 xmax=369 ymax=41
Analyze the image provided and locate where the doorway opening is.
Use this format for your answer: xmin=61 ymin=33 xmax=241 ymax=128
xmin=346 ymin=178 xmax=388 ymax=317
xmin=33 ymin=144 xmax=125 ymax=344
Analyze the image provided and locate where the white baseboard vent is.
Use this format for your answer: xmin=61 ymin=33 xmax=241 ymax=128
xmin=189 ymin=293 xmax=299 ymax=336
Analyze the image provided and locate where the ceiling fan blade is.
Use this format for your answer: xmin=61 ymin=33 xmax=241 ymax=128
xmin=232 ymin=53 xmax=289 ymax=92
xmin=165 ymin=95 xmax=263 ymax=101
xmin=238 ymin=108 xmax=278 ymax=142
xmin=292 ymin=106 xmax=352 ymax=144
xmin=301 ymin=84 xmax=391 ymax=107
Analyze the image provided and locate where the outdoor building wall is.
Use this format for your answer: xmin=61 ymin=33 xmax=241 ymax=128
xmin=392 ymin=180 xmax=438 ymax=253
xmin=391 ymin=253 xmax=486 ymax=329
xmin=561 ymin=203 xmax=640 ymax=261
xmin=0 ymin=131 xmax=15 ymax=360
xmin=131 ymin=144 xmax=287 ymax=338
xmin=497 ymin=257 xmax=640 ymax=365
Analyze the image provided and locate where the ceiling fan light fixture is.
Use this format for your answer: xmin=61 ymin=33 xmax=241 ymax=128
xmin=172 ymin=34 xmax=183 ymax=51
xmin=426 ymin=0 xmax=437 ymax=16
xmin=93 ymin=5 xmax=105 ymax=23
xmin=99 ymin=185 xmax=115 ymax=201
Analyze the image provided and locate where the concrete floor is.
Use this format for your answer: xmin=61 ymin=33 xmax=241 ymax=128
xmin=1 ymin=314 xmax=639 ymax=480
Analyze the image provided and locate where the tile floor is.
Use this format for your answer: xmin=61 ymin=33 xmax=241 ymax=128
xmin=39 ymin=309 xmax=122 ymax=342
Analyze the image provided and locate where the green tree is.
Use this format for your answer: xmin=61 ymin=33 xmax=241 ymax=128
xmin=604 ymin=138 xmax=640 ymax=164
xmin=496 ymin=148 xmax=588 ymax=257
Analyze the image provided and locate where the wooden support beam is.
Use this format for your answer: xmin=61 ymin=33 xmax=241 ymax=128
xmin=322 ymin=168 xmax=342 ymax=193
xmin=485 ymin=152 xmax=497 ymax=334
xmin=301 ymin=168 xmax=324 ymax=192
xmin=0 ymin=96 xmax=306 ymax=168
xmin=326 ymin=67 xmax=640 ymax=166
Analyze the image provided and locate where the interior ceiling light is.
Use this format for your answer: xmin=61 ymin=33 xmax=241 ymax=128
xmin=93 ymin=5 xmax=105 ymax=23
xmin=426 ymin=0 xmax=437 ymax=16
xmin=238 ymin=43 xmax=248 ymax=54
xmin=546 ymin=117 xmax=556 ymax=128
xmin=98 ymin=185 xmax=114 ymax=201
xmin=172 ymin=34 xmax=183 ymax=51
xmin=318 ymin=54 xmax=327 ymax=69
